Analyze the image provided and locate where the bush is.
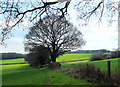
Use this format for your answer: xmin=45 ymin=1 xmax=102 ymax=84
xmin=90 ymin=53 xmax=105 ymax=61
xmin=74 ymin=64 xmax=120 ymax=85
xmin=61 ymin=64 xmax=120 ymax=85
xmin=111 ymin=50 xmax=120 ymax=58
xmin=105 ymin=55 xmax=111 ymax=59
xmin=24 ymin=46 xmax=51 ymax=67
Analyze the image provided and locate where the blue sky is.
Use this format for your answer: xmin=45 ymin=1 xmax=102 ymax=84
xmin=0 ymin=0 xmax=119 ymax=53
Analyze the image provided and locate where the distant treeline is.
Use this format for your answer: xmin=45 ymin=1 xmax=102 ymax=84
xmin=0 ymin=53 xmax=25 ymax=60
xmin=69 ymin=49 xmax=111 ymax=53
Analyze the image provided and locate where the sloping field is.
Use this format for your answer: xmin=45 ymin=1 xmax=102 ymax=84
xmin=56 ymin=53 xmax=92 ymax=62
xmin=2 ymin=64 xmax=93 ymax=85
xmin=62 ymin=58 xmax=120 ymax=73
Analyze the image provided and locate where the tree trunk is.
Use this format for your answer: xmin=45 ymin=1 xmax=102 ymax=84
xmin=52 ymin=58 xmax=56 ymax=62
xmin=51 ymin=55 xmax=56 ymax=62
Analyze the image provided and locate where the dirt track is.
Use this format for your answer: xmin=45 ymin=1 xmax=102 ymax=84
xmin=60 ymin=60 xmax=89 ymax=64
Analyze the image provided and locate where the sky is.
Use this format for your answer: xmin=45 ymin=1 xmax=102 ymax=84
xmin=0 ymin=0 xmax=119 ymax=53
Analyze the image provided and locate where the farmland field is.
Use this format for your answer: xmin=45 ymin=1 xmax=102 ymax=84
xmin=56 ymin=53 xmax=92 ymax=62
xmin=1 ymin=58 xmax=25 ymax=64
xmin=1 ymin=53 xmax=92 ymax=65
xmin=1 ymin=53 xmax=120 ymax=85
xmin=62 ymin=58 xmax=120 ymax=73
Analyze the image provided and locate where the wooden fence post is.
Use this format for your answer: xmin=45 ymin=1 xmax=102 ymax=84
xmin=108 ymin=61 xmax=111 ymax=78
xmin=86 ymin=64 xmax=89 ymax=76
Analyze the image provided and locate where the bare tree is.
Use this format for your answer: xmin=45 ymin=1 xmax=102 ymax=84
xmin=24 ymin=16 xmax=85 ymax=62
xmin=0 ymin=0 xmax=118 ymax=43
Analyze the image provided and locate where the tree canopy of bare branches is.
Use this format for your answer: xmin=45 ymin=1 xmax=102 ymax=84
xmin=0 ymin=0 xmax=118 ymax=43
xmin=24 ymin=16 xmax=85 ymax=62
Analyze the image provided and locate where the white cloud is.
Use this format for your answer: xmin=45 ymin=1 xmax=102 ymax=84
xmin=80 ymin=23 xmax=118 ymax=50
xmin=1 ymin=45 xmax=25 ymax=54
xmin=0 ymin=0 xmax=118 ymax=53
xmin=7 ymin=37 xmax=24 ymax=44
xmin=0 ymin=28 xmax=27 ymax=53
xmin=0 ymin=37 xmax=25 ymax=53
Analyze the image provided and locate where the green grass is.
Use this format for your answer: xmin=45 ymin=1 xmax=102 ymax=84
xmin=2 ymin=64 xmax=48 ymax=85
xmin=1 ymin=58 xmax=25 ymax=64
xmin=1 ymin=54 xmax=119 ymax=74
xmin=56 ymin=53 xmax=92 ymax=62
xmin=2 ymin=53 xmax=120 ymax=85
xmin=1 ymin=53 xmax=92 ymax=65
xmin=62 ymin=58 xmax=120 ymax=73
xmin=48 ymin=70 xmax=93 ymax=85
xmin=2 ymin=64 xmax=93 ymax=85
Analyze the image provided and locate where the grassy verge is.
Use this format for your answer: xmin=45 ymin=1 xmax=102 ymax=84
xmin=47 ymin=70 xmax=93 ymax=85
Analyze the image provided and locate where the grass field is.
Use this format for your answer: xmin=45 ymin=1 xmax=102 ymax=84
xmin=56 ymin=53 xmax=92 ymax=62
xmin=62 ymin=58 xmax=120 ymax=73
xmin=1 ymin=53 xmax=92 ymax=64
xmin=2 ymin=64 xmax=93 ymax=85
xmin=1 ymin=58 xmax=25 ymax=64
xmin=1 ymin=53 xmax=120 ymax=85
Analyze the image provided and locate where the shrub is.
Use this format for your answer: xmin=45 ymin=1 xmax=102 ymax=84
xmin=90 ymin=53 xmax=105 ymax=61
xmin=24 ymin=46 xmax=51 ymax=67
xmin=111 ymin=50 xmax=120 ymax=58
xmin=105 ymin=55 xmax=111 ymax=59
xmin=62 ymin=64 xmax=120 ymax=85
xmin=75 ymin=64 xmax=120 ymax=85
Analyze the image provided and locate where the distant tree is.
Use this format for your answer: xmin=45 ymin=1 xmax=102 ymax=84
xmin=24 ymin=16 xmax=85 ymax=63
xmin=90 ymin=53 xmax=105 ymax=61
xmin=111 ymin=49 xmax=120 ymax=58
xmin=24 ymin=45 xmax=50 ymax=67
xmin=99 ymin=49 xmax=110 ymax=53
xmin=1 ymin=53 xmax=24 ymax=60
